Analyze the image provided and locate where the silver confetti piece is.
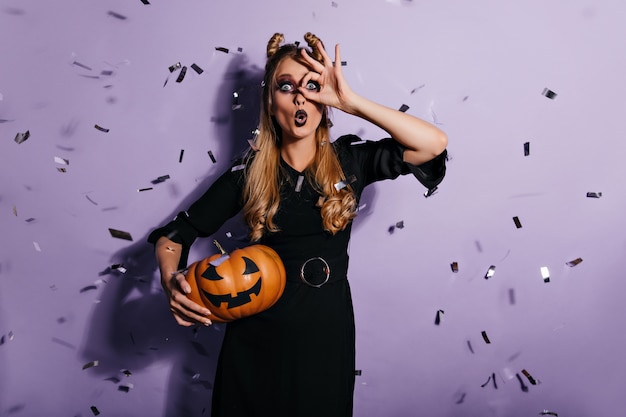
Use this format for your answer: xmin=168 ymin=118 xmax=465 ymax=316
xmin=209 ymin=254 xmax=230 ymax=267
xmin=334 ymin=174 xmax=356 ymax=191
xmin=82 ymin=360 xmax=99 ymax=370
xmin=295 ymin=175 xmax=304 ymax=192
xmin=14 ymin=130 xmax=30 ymax=144
xmin=54 ymin=156 xmax=69 ymax=165
xmin=231 ymin=164 xmax=246 ymax=172
xmin=540 ymin=266 xmax=550 ymax=283
xmin=484 ymin=265 xmax=496 ymax=279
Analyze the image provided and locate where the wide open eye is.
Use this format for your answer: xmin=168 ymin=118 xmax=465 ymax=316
xmin=278 ymin=81 xmax=294 ymax=93
xmin=305 ymin=80 xmax=320 ymax=92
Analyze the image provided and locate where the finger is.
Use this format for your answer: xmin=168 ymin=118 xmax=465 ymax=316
xmin=173 ymin=289 xmax=212 ymax=318
xmin=333 ymin=44 xmax=341 ymax=69
xmin=174 ymin=272 xmax=192 ymax=294
xmin=300 ymin=48 xmax=325 ymax=73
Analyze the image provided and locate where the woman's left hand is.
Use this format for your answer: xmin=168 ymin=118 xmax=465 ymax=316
xmin=298 ymin=41 xmax=357 ymax=115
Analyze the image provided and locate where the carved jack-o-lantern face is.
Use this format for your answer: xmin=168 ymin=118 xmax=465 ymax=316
xmin=185 ymin=245 xmax=286 ymax=323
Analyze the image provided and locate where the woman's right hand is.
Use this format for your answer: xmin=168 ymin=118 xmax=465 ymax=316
xmin=161 ymin=271 xmax=213 ymax=327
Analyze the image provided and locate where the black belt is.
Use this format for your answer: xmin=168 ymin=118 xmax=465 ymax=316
xmin=283 ymin=255 xmax=348 ymax=288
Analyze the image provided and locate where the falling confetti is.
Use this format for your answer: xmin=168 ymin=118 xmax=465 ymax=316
xmin=508 ymin=288 xmax=516 ymax=305
xmin=295 ymin=175 xmax=304 ymax=192
xmin=215 ymin=47 xmax=229 ymax=53
xmin=176 ymin=66 xmax=187 ymax=83
xmin=232 ymin=92 xmax=242 ymax=110
xmin=542 ymin=88 xmax=557 ymax=99
xmin=484 ymin=265 xmax=496 ymax=280
xmin=140 ymin=0 xmax=150 ymax=5
xmin=434 ymin=309 xmax=444 ymax=325
xmin=398 ymin=104 xmax=409 ymax=112
xmin=540 ymin=266 xmax=550 ymax=283
xmin=108 ymin=228 xmax=133 ymax=241
xmin=179 ymin=149 xmax=185 ymax=163
xmin=151 ymin=175 xmax=171 ymax=184
xmin=169 ymin=62 xmax=182 ymax=73
xmin=354 ymin=370 xmax=362 ymax=376
xmin=481 ymin=330 xmax=491 ymax=344
xmin=208 ymin=150 xmax=217 ymax=163
xmin=450 ymin=262 xmax=458 ymax=273
xmin=94 ymin=124 xmax=109 ymax=133
xmin=334 ymin=174 xmax=356 ymax=191
xmin=14 ymin=130 xmax=30 ymax=144
xmin=566 ymin=257 xmax=583 ymax=267
xmin=191 ymin=63 xmax=204 ymax=74
xmin=54 ymin=156 xmax=69 ymax=165
xmin=83 ymin=360 xmax=99 ymax=370
xmin=424 ymin=186 xmax=438 ymax=198
xmin=231 ymin=164 xmax=245 ymax=172
xmin=540 ymin=410 xmax=558 ymax=417
xmin=137 ymin=187 xmax=153 ymax=192
xmin=513 ymin=216 xmax=522 ymax=229
xmin=586 ymin=192 xmax=602 ymax=198
xmin=516 ymin=373 xmax=529 ymax=392
xmin=524 ymin=142 xmax=530 ymax=156
xmin=466 ymin=340 xmax=474 ymax=354
xmin=33 ymin=241 xmax=41 ymax=252
xmin=522 ymin=369 xmax=537 ymax=385
xmin=90 ymin=405 xmax=101 ymax=416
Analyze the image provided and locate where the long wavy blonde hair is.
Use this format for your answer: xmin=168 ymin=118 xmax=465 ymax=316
xmin=243 ymin=32 xmax=357 ymax=242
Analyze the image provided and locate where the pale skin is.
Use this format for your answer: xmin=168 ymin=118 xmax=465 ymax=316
xmin=157 ymin=39 xmax=448 ymax=327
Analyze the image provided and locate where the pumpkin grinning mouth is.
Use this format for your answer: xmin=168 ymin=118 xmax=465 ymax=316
xmin=202 ymin=277 xmax=262 ymax=309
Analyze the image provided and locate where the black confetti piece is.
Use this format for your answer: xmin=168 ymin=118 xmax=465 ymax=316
xmin=215 ymin=47 xmax=229 ymax=53
xmin=484 ymin=265 xmax=496 ymax=279
xmin=208 ymin=150 xmax=216 ymax=163
xmin=94 ymin=124 xmax=109 ymax=133
xmin=109 ymin=228 xmax=133 ymax=241
xmin=586 ymin=192 xmax=602 ymax=198
xmin=121 ymin=369 xmax=132 ymax=377
xmin=14 ymin=130 xmax=30 ymax=144
xmin=140 ymin=0 xmax=150 ymax=4
xmin=107 ymin=11 xmax=127 ymax=20
xmin=354 ymin=370 xmax=362 ymax=376
xmin=137 ymin=187 xmax=153 ymax=192
xmin=105 ymin=376 xmax=121 ymax=383
xmin=467 ymin=340 xmax=474 ymax=354
xmin=566 ymin=257 xmax=583 ymax=267
xmin=434 ymin=309 xmax=444 ymax=325
xmin=118 ymin=385 xmax=131 ymax=393
xmin=151 ymin=175 xmax=171 ymax=184
xmin=513 ymin=216 xmax=522 ymax=228
xmin=176 ymin=66 xmax=187 ymax=83
xmin=191 ymin=63 xmax=204 ymax=74
xmin=542 ymin=88 xmax=557 ymax=99
xmin=90 ymin=405 xmax=100 ymax=416
xmin=129 ymin=332 xmax=136 ymax=345
xmin=85 ymin=195 xmax=98 ymax=205
xmin=492 ymin=372 xmax=498 ymax=389
xmin=191 ymin=341 xmax=209 ymax=357
xmin=450 ymin=262 xmax=459 ymax=273
xmin=522 ymin=369 xmax=537 ymax=385
xmin=540 ymin=411 xmax=558 ymax=417
xmin=480 ymin=375 xmax=492 ymax=388
xmin=179 ymin=149 xmax=185 ymax=163
xmin=524 ymin=142 xmax=530 ymax=156
xmin=481 ymin=330 xmax=491 ymax=344
xmin=168 ymin=62 xmax=181 ymax=73
xmin=398 ymin=104 xmax=409 ymax=112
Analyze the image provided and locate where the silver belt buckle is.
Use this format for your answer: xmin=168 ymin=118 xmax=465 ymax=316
xmin=299 ymin=257 xmax=330 ymax=288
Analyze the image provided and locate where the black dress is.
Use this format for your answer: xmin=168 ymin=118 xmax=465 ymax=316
xmin=148 ymin=135 xmax=447 ymax=417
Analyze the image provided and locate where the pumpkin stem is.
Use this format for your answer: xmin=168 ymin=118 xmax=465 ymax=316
xmin=213 ymin=240 xmax=228 ymax=255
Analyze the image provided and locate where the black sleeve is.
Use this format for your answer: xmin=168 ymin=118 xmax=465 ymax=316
xmin=335 ymin=135 xmax=447 ymax=191
xmin=147 ymin=163 xmax=246 ymax=263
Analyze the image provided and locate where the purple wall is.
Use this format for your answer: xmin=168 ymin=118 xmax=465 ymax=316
xmin=2 ymin=0 xmax=625 ymax=416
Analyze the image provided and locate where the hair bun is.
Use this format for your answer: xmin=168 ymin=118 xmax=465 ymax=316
xmin=304 ymin=32 xmax=324 ymax=61
xmin=266 ymin=33 xmax=285 ymax=58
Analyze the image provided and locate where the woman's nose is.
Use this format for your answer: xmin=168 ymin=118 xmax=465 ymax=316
xmin=294 ymin=92 xmax=306 ymax=105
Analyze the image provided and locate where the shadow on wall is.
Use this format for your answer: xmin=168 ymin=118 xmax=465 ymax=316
xmin=78 ymin=54 xmax=262 ymax=417
xmin=78 ymin=53 xmax=380 ymax=417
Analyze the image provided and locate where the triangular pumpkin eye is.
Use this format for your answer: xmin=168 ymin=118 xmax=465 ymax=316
xmin=201 ymin=264 xmax=223 ymax=281
xmin=242 ymin=256 xmax=259 ymax=275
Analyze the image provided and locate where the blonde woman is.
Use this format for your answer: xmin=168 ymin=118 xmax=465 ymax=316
xmin=149 ymin=32 xmax=448 ymax=417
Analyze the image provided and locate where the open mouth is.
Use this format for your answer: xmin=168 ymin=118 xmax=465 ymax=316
xmin=294 ymin=110 xmax=308 ymax=127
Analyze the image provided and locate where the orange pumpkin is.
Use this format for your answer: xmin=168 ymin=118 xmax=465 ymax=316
xmin=185 ymin=243 xmax=286 ymax=323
